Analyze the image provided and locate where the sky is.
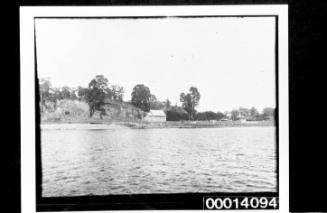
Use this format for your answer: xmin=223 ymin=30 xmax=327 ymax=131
xmin=35 ymin=17 xmax=276 ymax=112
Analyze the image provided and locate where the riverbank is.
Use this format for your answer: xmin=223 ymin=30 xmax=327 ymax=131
xmin=41 ymin=119 xmax=274 ymax=130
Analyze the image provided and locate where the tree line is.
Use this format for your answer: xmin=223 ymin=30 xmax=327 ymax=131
xmin=39 ymin=74 xmax=275 ymax=121
xmin=165 ymin=106 xmax=274 ymax=122
xmin=39 ymin=75 xmax=124 ymax=118
xmin=39 ymin=75 xmax=170 ymax=118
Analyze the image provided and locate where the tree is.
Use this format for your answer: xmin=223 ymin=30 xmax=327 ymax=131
xmin=70 ymin=88 xmax=78 ymax=100
xmin=196 ymin=112 xmax=207 ymax=121
xmin=196 ymin=111 xmax=224 ymax=121
xmin=149 ymin=94 xmax=157 ymax=103
xmin=50 ymin=87 xmax=63 ymax=102
xmin=149 ymin=94 xmax=165 ymax=110
xmin=61 ymin=86 xmax=72 ymax=99
xmin=131 ymin=84 xmax=151 ymax=112
xmin=250 ymin=107 xmax=259 ymax=120
xmin=39 ymin=77 xmax=53 ymax=113
xmin=39 ymin=77 xmax=52 ymax=105
xmin=180 ymin=87 xmax=200 ymax=120
xmin=239 ymin=107 xmax=250 ymax=118
xmin=165 ymin=106 xmax=188 ymax=121
xmin=87 ymin=75 xmax=110 ymax=118
xmin=165 ymin=98 xmax=171 ymax=109
xmin=110 ymin=85 xmax=124 ymax=102
xmin=77 ymin=86 xmax=89 ymax=101
xmin=262 ymin=107 xmax=275 ymax=120
xmin=231 ymin=109 xmax=239 ymax=121
xmin=216 ymin=112 xmax=225 ymax=120
xmin=205 ymin=111 xmax=217 ymax=120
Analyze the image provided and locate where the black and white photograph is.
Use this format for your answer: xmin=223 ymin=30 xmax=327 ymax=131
xmin=20 ymin=6 xmax=289 ymax=212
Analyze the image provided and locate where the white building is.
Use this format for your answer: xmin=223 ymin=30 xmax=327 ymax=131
xmin=144 ymin=110 xmax=166 ymax=122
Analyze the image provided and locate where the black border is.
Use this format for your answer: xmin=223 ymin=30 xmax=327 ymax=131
xmin=34 ymin=15 xmax=280 ymax=211
xmin=11 ymin=0 xmax=327 ymax=212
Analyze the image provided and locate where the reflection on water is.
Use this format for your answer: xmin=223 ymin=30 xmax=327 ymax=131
xmin=41 ymin=127 xmax=277 ymax=197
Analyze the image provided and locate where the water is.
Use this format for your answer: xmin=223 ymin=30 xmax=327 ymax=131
xmin=41 ymin=127 xmax=277 ymax=197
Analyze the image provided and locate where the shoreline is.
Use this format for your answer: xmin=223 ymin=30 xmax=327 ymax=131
xmin=41 ymin=120 xmax=275 ymax=130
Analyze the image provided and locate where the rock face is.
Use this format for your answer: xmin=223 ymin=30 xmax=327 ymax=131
xmin=41 ymin=100 xmax=89 ymax=121
xmin=102 ymin=101 xmax=146 ymax=120
xmin=40 ymin=99 xmax=145 ymax=121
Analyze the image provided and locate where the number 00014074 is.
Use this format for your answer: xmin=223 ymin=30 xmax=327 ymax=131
xmin=204 ymin=197 xmax=278 ymax=210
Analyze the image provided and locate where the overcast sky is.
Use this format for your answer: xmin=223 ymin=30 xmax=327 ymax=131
xmin=35 ymin=17 xmax=276 ymax=112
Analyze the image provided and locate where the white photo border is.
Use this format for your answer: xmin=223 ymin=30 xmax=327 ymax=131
xmin=20 ymin=5 xmax=288 ymax=213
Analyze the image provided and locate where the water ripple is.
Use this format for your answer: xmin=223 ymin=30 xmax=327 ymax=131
xmin=42 ymin=127 xmax=277 ymax=197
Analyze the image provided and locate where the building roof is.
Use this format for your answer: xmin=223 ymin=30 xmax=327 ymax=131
xmin=148 ymin=110 xmax=166 ymax=117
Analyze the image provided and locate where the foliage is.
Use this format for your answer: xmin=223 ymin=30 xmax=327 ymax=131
xmin=216 ymin=112 xmax=225 ymax=120
xmin=149 ymin=94 xmax=165 ymax=110
xmin=110 ymin=85 xmax=124 ymax=102
xmin=165 ymin=98 xmax=171 ymax=109
xmin=77 ymin=86 xmax=89 ymax=101
xmin=165 ymin=106 xmax=188 ymax=121
xmin=250 ymin=107 xmax=259 ymax=118
xmin=231 ymin=110 xmax=240 ymax=121
xmin=131 ymin=84 xmax=151 ymax=112
xmin=39 ymin=77 xmax=51 ymax=105
xmin=195 ymin=112 xmax=207 ymax=121
xmin=61 ymin=86 xmax=77 ymax=100
xmin=39 ymin=76 xmax=125 ymax=119
xmin=180 ymin=87 xmax=200 ymax=120
xmin=262 ymin=107 xmax=275 ymax=120
xmin=196 ymin=111 xmax=226 ymax=121
xmin=239 ymin=107 xmax=250 ymax=118
xmin=227 ymin=107 xmax=276 ymax=121
xmin=86 ymin=75 xmax=112 ymax=118
xmin=39 ymin=78 xmax=78 ymax=111
xmin=39 ymin=76 xmax=276 ymax=123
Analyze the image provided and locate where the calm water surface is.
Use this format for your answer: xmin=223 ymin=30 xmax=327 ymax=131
xmin=41 ymin=127 xmax=277 ymax=197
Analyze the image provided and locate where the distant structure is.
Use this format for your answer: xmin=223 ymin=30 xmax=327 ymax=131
xmin=144 ymin=110 xmax=166 ymax=122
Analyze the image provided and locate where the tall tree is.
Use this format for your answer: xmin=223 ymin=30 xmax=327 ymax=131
xmin=87 ymin=75 xmax=110 ymax=118
xmin=250 ymin=107 xmax=259 ymax=120
xmin=165 ymin=98 xmax=171 ymax=109
xmin=38 ymin=77 xmax=52 ymax=113
xmin=231 ymin=110 xmax=239 ymax=121
xmin=180 ymin=86 xmax=200 ymax=120
xmin=131 ymin=84 xmax=151 ymax=112
xmin=39 ymin=77 xmax=51 ymax=105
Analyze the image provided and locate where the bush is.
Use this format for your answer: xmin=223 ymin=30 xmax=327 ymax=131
xmin=196 ymin=111 xmax=225 ymax=121
xmin=165 ymin=107 xmax=188 ymax=121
